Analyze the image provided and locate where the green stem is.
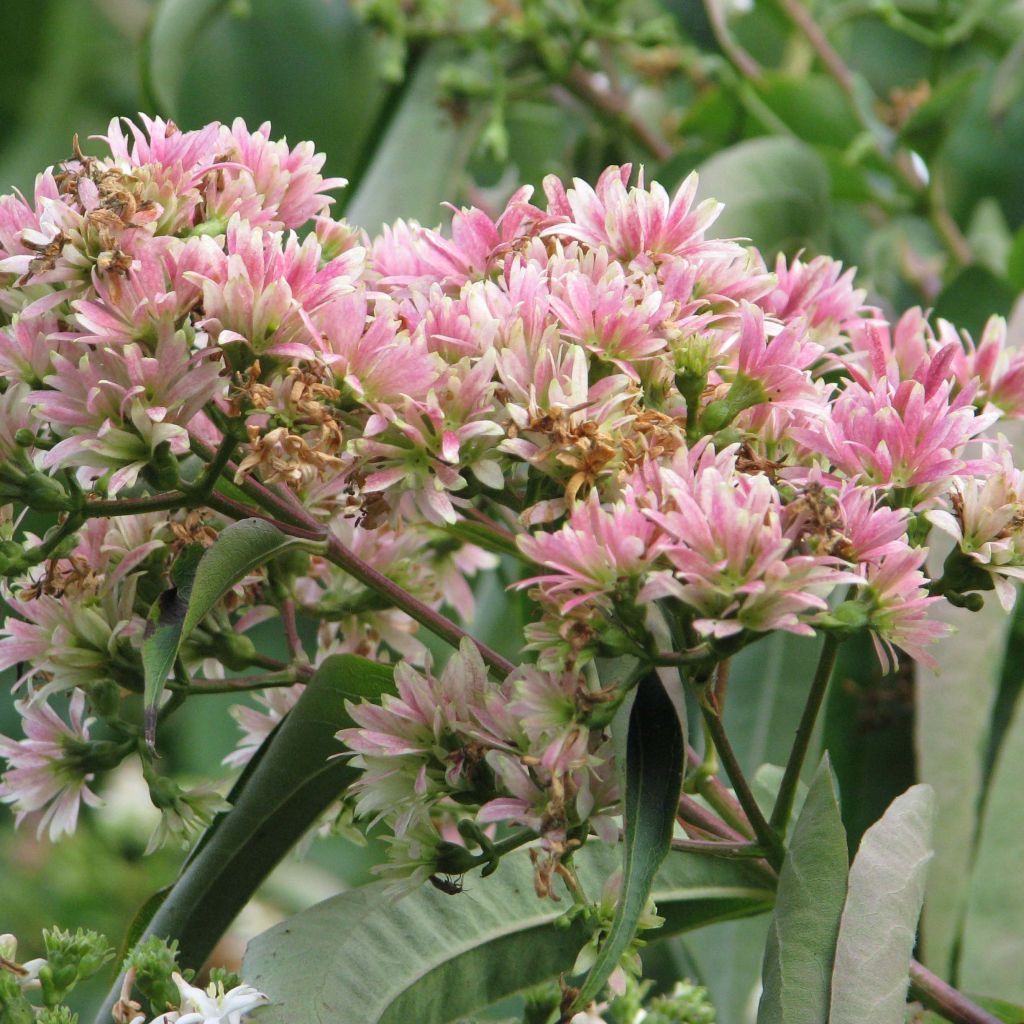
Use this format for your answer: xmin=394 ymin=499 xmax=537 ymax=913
xmin=698 ymin=690 xmax=786 ymax=870
xmin=323 ymin=532 xmax=516 ymax=677
xmin=685 ymin=744 xmax=753 ymax=838
xmin=908 ymin=960 xmax=1002 ymax=1024
xmin=769 ymin=634 xmax=840 ymax=835
xmin=82 ymin=490 xmax=191 ymax=517
xmin=677 ymin=794 xmax=747 ymax=842
xmin=181 ymin=673 xmax=301 ymax=696
xmin=671 ymin=838 xmax=768 ymax=859
xmin=200 ymin=485 xmax=517 ymax=677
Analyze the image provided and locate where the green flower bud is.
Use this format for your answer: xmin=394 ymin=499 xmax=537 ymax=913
xmin=38 ymin=928 xmax=113 ymax=1006
xmin=124 ymin=936 xmax=180 ymax=1015
xmin=37 ymin=1007 xmax=78 ymax=1024
xmin=0 ymin=973 xmax=34 ymax=1024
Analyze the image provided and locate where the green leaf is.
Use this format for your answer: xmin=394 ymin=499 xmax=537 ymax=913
xmin=751 ymin=763 xmax=807 ymax=841
xmin=960 ymin=688 xmax=1024 ymax=1002
xmin=695 ymin=137 xmax=830 ymax=258
xmin=900 ymin=68 xmax=980 ymax=155
xmin=757 ymin=757 xmax=848 ymax=1024
xmin=966 ymin=995 xmax=1024 ymax=1024
xmin=141 ymin=0 xmax=232 ymax=116
xmin=571 ymin=670 xmax=685 ymax=1010
xmin=829 ymin=785 xmax=935 ymax=1024
xmin=343 ymin=48 xmax=480 ymax=234
xmin=243 ymin=844 xmax=774 ymax=1024
xmin=915 ymin=598 xmax=1012 ymax=976
xmin=823 ymin=633 xmax=916 ymax=857
xmin=95 ymin=654 xmax=394 ymax=1024
xmin=1004 ymin=225 xmax=1024 ymax=292
xmin=932 ymin=265 xmax=1017 ymax=340
xmin=683 ymin=632 xmax=823 ymax=1022
xmin=751 ymin=74 xmax=860 ymax=149
xmin=141 ymin=518 xmax=301 ymax=742
xmin=989 ymin=33 xmax=1024 ymax=122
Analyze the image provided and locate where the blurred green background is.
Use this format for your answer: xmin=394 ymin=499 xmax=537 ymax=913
xmin=4 ymin=0 xmax=1024 ymax=1017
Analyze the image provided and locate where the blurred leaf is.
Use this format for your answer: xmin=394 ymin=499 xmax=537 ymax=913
xmin=989 ymin=32 xmax=1024 ymax=121
xmin=141 ymin=519 xmax=301 ymax=740
xmin=758 ymin=758 xmax=848 ymax=1024
xmin=967 ymin=995 xmax=1024 ymax=1023
xmin=916 ymin=595 xmax=1013 ymax=976
xmin=695 ymin=137 xmax=830 ymax=257
xmin=244 ymin=844 xmax=774 ymax=1024
xmin=939 ymin=66 xmax=1024 ymax=227
xmin=0 ymin=0 xmax=142 ymax=194
xmin=96 ymin=654 xmax=394 ymax=1024
xmin=141 ymin=0 xmax=232 ymax=116
xmin=344 ymin=48 xmax=480 ymax=233
xmin=966 ymin=198 xmax=1013 ymax=277
xmin=143 ymin=0 xmax=392 ymax=190
xmin=823 ymin=635 xmax=916 ymax=858
xmin=572 ymin=671 xmax=685 ymax=1010
xmin=960 ymin=685 xmax=1024 ymax=1001
xmin=828 ymin=785 xmax=935 ymax=1024
xmin=1004 ymin=226 xmax=1024 ymax=292
xmin=752 ymin=74 xmax=860 ymax=149
xmin=932 ymin=265 xmax=1016 ymax=338
xmin=900 ymin=68 xmax=981 ymax=157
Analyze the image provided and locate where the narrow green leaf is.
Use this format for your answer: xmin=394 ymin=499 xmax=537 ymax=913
xmin=95 ymin=654 xmax=394 ymax=1024
xmin=684 ymin=632 xmax=823 ymax=1022
xmin=142 ymin=0 xmax=232 ymax=116
xmin=141 ymin=518 xmax=300 ymax=742
xmin=823 ymin=633 xmax=916 ymax=857
xmin=829 ymin=785 xmax=935 ymax=1024
xmin=960 ymin=691 xmax=1024 ymax=1001
xmin=916 ymin=597 xmax=1011 ymax=976
xmin=243 ymin=844 xmax=774 ymax=1024
xmin=695 ymin=137 xmax=830 ymax=257
xmin=757 ymin=757 xmax=848 ymax=1024
xmin=571 ymin=670 xmax=685 ymax=1011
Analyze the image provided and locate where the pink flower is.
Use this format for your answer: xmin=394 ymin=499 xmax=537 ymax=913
xmin=191 ymin=216 xmax=361 ymax=360
xmin=927 ymin=442 xmax=1024 ymax=609
xmin=541 ymin=165 xmax=727 ymax=266
xmin=316 ymin=290 xmax=437 ymax=404
xmin=791 ymin=372 xmax=996 ymax=507
xmin=31 ymin=328 xmax=223 ymax=492
xmin=759 ymin=252 xmax=869 ymax=347
xmin=516 ymin=489 xmax=665 ymax=613
xmin=223 ymin=684 xmax=305 ymax=768
xmin=645 ymin=448 xmax=859 ymax=638
xmin=547 ymin=255 xmax=668 ymax=371
xmin=862 ymin=548 xmax=950 ymax=670
xmin=71 ymin=234 xmax=221 ymax=346
xmin=205 ymin=118 xmax=346 ymax=230
xmin=948 ymin=315 xmax=1024 ymax=418
xmin=0 ymin=689 xmax=103 ymax=840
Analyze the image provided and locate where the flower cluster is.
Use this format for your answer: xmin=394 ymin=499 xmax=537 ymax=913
xmin=1 ymin=118 xmax=1022 ymax=890
xmin=0 ymin=928 xmax=267 ymax=1024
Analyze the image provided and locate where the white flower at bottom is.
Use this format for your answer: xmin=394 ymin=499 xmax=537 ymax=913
xmin=148 ymin=973 xmax=269 ymax=1024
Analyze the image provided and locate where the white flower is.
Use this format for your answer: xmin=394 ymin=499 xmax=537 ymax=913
xmin=149 ymin=973 xmax=269 ymax=1024
xmin=0 ymin=688 xmax=102 ymax=839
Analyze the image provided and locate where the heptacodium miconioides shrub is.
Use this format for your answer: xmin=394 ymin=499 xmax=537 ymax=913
xmin=0 ymin=115 xmax=1022 ymax=895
